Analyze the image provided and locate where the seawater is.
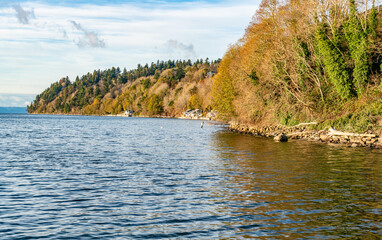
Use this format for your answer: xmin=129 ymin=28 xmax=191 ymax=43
xmin=0 ymin=114 xmax=381 ymax=239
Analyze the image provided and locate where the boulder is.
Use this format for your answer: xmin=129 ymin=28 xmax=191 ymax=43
xmin=274 ymin=134 xmax=288 ymax=142
xmin=320 ymin=134 xmax=329 ymax=142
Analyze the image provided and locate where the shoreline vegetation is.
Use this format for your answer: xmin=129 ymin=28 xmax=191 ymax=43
xmin=28 ymin=0 xmax=382 ymax=148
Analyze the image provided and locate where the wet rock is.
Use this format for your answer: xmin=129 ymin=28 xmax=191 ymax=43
xmin=274 ymin=134 xmax=288 ymax=142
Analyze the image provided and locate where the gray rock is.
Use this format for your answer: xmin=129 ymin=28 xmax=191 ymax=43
xmin=274 ymin=134 xmax=288 ymax=142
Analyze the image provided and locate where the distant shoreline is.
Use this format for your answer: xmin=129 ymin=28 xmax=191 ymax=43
xmin=13 ymin=112 xmax=382 ymax=148
xmin=28 ymin=112 xmax=219 ymax=121
xmin=0 ymin=107 xmax=27 ymax=114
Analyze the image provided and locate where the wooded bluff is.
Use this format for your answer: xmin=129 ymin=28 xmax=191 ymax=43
xmin=28 ymin=0 xmax=382 ymax=134
xmin=28 ymin=59 xmax=220 ymax=117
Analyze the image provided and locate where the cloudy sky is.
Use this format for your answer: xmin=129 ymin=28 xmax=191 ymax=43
xmin=0 ymin=0 xmax=258 ymax=107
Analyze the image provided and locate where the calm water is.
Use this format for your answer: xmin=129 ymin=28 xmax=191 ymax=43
xmin=0 ymin=114 xmax=381 ymax=239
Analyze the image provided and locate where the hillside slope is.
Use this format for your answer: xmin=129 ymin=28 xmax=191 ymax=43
xmin=28 ymin=59 xmax=219 ymax=117
xmin=212 ymin=0 xmax=382 ymax=133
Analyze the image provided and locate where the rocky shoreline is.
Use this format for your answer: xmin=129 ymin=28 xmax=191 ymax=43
xmin=229 ymin=122 xmax=382 ymax=149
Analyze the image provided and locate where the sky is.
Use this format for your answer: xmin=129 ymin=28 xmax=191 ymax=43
xmin=0 ymin=0 xmax=259 ymax=107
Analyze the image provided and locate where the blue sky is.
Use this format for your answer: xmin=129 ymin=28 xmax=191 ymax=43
xmin=0 ymin=0 xmax=259 ymax=106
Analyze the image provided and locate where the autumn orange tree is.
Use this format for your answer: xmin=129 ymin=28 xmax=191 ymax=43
xmin=212 ymin=0 xmax=382 ymax=127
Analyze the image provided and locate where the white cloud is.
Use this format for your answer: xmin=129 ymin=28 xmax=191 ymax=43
xmin=12 ymin=4 xmax=35 ymax=24
xmin=70 ymin=20 xmax=105 ymax=48
xmin=165 ymin=40 xmax=197 ymax=59
xmin=0 ymin=0 xmax=259 ymax=98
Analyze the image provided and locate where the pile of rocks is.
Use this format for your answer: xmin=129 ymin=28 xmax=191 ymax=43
xmin=229 ymin=122 xmax=382 ymax=149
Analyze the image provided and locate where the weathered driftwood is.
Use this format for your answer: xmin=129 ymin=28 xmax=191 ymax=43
xmin=291 ymin=122 xmax=317 ymax=127
xmin=328 ymin=127 xmax=376 ymax=138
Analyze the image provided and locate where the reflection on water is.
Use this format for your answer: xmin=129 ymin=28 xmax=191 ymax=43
xmin=211 ymin=131 xmax=382 ymax=238
xmin=0 ymin=115 xmax=381 ymax=239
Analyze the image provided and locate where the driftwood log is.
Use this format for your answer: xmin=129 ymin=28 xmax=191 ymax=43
xmin=291 ymin=122 xmax=317 ymax=127
xmin=328 ymin=127 xmax=376 ymax=138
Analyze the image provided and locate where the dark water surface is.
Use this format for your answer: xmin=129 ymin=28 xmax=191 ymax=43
xmin=0 ymin=114 xmax=381 ymax=239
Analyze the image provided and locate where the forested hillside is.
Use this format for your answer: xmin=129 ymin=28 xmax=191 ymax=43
xmin=27 ymin=59 xmax=220 ymax=116
xmin=212 ymin=0 xmax=382 ymax=133
xmin=29 ymin=0 xmax=382 ymax=133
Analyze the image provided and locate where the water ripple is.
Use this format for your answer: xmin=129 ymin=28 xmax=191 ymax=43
xmin=0 ymin=115 xmax=381 ymax=239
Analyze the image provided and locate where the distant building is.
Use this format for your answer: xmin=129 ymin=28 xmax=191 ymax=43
xmin=183 ymin=109 xmax=202 ymax=118
xmin=125 ymin=110 xmax=135 ymax=117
